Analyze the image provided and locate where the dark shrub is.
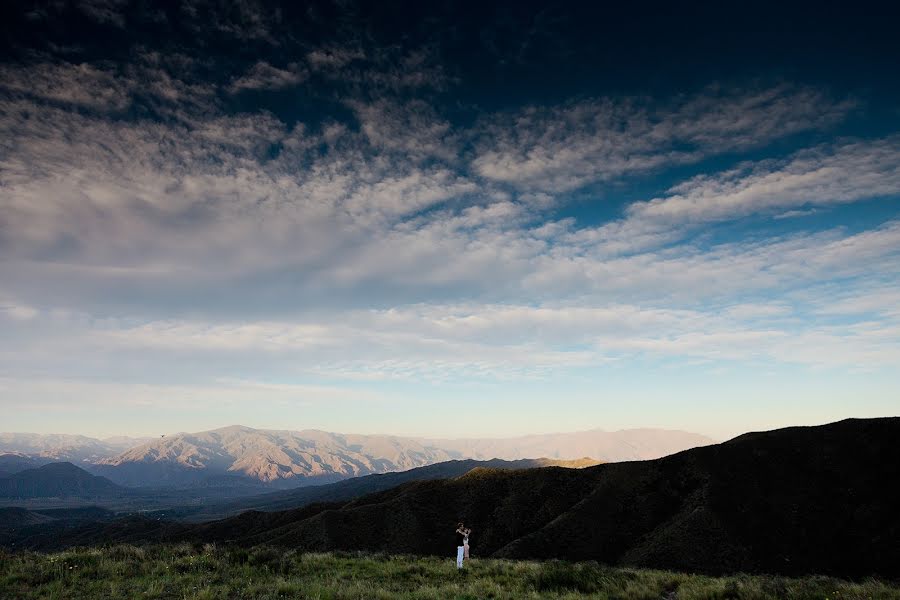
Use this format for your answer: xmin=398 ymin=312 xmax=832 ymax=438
xmin=531 ymin=560 xmax=602 ymax=593
xmin=248 ymin=546 xmax=281 ymax=569
xmin=226 ymin=547 xmax=250 ymax=565
xmin=760 ymin=576 xmax=788 ymax=597
xmin=105 ymin=545 xmax=146 ymax=561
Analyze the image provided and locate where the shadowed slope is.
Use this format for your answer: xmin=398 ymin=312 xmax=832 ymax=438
xmin=0 ymin=463 xmax=124 ymax=499
xmin=223 ymin=417 xmax=900 ymax=576
xmin=193 ymin=457 xmax=600 ymax=520
xmin=2 ymin=419 xmax=898 ymax=578
xmin=253 ymin=466 xmax=600 ymax=553
xmin=0 ymin=454 xmax=45 ymax=477
xmin=494 ymin=418 xmax=900 ymax=576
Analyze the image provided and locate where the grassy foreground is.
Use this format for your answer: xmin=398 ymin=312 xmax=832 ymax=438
xmin=1 ymin=544 xmax=898 ymax=600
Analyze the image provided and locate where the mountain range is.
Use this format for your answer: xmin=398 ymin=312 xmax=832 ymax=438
xmin=92 ymin=426 xmax=461 ymax=488
xmin=421 ymin=429 xmax=714 ymax=462
xmin=0 ymin=433 xmax=151 ymax=467
xmin=1 ymin=418 xmax=896 ymax=577
xmin=2 ymin=426 xmax=714 ymax=489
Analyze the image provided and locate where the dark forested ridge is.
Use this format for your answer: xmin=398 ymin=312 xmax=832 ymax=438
xmin=0 ymin=454 xmax=45 ymax=477
xmin=191 ymin=457 xmax=600 ymax=520
xmin=0 ymin=463 xmax=123 ymax=499
xmin=2 ymin=418 xmax=898 ymax=578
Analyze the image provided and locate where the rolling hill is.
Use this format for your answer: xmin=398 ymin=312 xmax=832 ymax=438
xmin=307 ymin=417 xmax=898 ymax=577
xmin=2 ymin=418 xmax=896 ymax=577
xmin=0 ymin=463 xmax=124 ymax=499
xmin=0 ymin=453 xmax=46 ymax=476
xmin=184 ymin=457 xmax=601 ymax=520
xmin=0 ymin=506 xmax=115 ymax=528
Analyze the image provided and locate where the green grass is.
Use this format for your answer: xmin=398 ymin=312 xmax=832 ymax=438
xmin=0 ymin=544 xmax=897 ymax=599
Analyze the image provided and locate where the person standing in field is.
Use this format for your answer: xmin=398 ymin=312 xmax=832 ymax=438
xmin=463 ymin=526 xmax=471 ymax=560
xmin=455 ymin=522 xmax=467 ymax=569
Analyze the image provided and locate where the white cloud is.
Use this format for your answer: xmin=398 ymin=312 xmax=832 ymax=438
xmin=472 ymin=84 xmax=854 ymax=193
xmin=5 ymin=284 xmax=900 ymax=388
xmin=629 ymin=137 xmax=900 ymax=224
xmin=307 ymin=44 xmax=451 ymax=92
xmin=307 ymin=47 xmax=366 ymax=70
xmin=2 ymin=58 xmax=899 ymax=390
xmin=774 ymin=208 xmax=818 ymax=220
xmin=0 ymin=62 xmax=133 ymax=111
xmin=228 ymin=61 xmax=306 ymax=93
xmin=0 ymin=376 xmax=382 ymax=411
xmin=813 ymin=288 xmax=900 ymax=318
xmin=77 ymin=0 xmax=129 ymax=27
xmin=0 ymin=57 xmax=219 ymax=118
xmin=349 ymin=99 xmax=457 ymax=162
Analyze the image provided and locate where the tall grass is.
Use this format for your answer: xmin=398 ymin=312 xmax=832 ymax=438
xmin=0 ymin=545 xmax=896 ymax=599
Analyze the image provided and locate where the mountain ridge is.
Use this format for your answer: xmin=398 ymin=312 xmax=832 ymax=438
xmin=3 ymin=426 xmax=715 ymax=488
xmin=0 ymin=463 xmax=124 ymax=499
xmin=3 ymin=418 xmax=893 ymax=577
xmin=181 ymin=457 xmax=602 ymax=521
xmin=0 ymin=433 xmax=151 ymax=467
xmin=93 ymin=427 xmax=461 ymax=488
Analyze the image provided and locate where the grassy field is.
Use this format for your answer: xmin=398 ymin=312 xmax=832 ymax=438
xmin=1 ymin=544 xmax=897 ymax=600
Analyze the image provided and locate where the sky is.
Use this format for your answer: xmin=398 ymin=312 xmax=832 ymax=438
xmin=1 ymin=1 xmax=899 ymax=441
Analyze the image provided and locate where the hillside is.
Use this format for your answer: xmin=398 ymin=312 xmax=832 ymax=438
xmin=3 ymin=418 xmax=897 ymax=577
xmin=4 ymin=547 xmax=898 ymax=600
xmin=0 ymin=453 xmax=45 ymax=476
xmin=493 ymin=417 xmax=900 ymax=576
xmin=0 ymin=506 xmax=114 ymax=529
xmin=239 ymin=418 xmax=900 ymax=576
xmin=190 ymin=457 xmax=601 ymax=520
xmin=0 ymin=507 xmax=54 ymax=528
xmin=0 ymin=463 xmax=124 ymax=499
xmin=285 ymin=417 xmax=897 ymax=577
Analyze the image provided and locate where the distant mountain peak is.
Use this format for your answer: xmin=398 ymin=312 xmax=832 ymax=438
xmin=213 ymin=425 xmax=258 ymax=433
xmin=88 ymin=425 xmax=712 ymax=489
xmin=3 ymin=426 xmax=714 ymax=489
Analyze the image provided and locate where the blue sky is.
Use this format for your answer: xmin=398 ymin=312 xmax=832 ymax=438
xmin=1 ymin=1 xmax=899 ymax=440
